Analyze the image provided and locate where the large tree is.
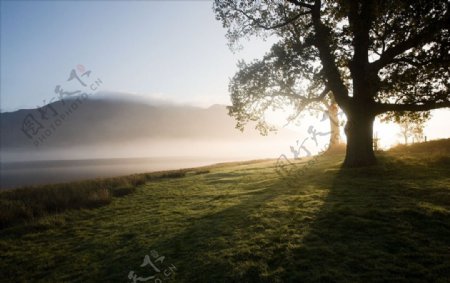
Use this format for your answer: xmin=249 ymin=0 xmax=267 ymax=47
xmin=214 ymin=0 xmax=450 ymax=167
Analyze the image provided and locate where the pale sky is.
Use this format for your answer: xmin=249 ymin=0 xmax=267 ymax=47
xmin=0 ymin=0 xmax=272 ymax=111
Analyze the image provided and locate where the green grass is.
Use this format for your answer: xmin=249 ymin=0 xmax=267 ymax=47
xmin=1 ymin=140 xmax=449 ymax=282
xmin=0 ymin=170 xmax=191 ymax=228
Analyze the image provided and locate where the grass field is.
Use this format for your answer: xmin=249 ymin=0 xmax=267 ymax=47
xmin=1 ymin=140 xmax=449 ymax=282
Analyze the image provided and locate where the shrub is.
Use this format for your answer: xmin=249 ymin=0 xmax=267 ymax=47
xmin=0 ymin=174 xmax=146 ymax=228
xmin=111 ymin=186 xmax=136 ymax=197
xmin=193 ymin=170 xmax=210 ymax=175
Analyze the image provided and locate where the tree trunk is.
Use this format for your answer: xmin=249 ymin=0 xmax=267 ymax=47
xmin=327 ymin=102 xmax=341 ymax=149
xmin=343 ymin=112 xmax=376 ymax=167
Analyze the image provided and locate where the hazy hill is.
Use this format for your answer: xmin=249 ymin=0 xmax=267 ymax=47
xmin=0 ymin=93 xmax=298 ymax=161
xmin=2 ymin=97 xmax=250 ymax=147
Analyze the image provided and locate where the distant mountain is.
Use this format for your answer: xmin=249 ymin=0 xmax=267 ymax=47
xmin=0 ymin=93 xmax=298 ymax=161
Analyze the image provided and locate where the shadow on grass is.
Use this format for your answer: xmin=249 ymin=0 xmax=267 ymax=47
xmin=126 ymin=154 xmax=450 ymax=282
xmin=2 ymin=152 xmax=449 ymax=282
xmin=279 ymin=162 xmax=450 ymax=282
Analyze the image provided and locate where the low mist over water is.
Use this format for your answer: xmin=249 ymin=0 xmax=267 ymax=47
xmin=0 ymin=156 xmax=254 ymax=189
xmin=0 ymin=138 xmax=300 ymax=189
xmin=0 ymin=97 xmax=303 ymax=189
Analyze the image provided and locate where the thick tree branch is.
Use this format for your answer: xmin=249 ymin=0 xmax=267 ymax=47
xmin=313 ymin=86 xmax=330 ymax=102
xmin=348 ymin=0 xmax=373 ymax=63
xmin=233 ymin=5 xmax=310 ymax=31
xmin=286 ymin=0 xmax=314 ymax=9
xmin=375 ymin=100 xmax=450 ymax=114
xmin=391 ymin=57 xmax=449 ymax=68
xmin=310 ymin=0 xmax=350 ymax=110
xmin=370 ymin=12 xmax=450 ymax=71
xmin=348 ymin=0 xmax=375 ymax=99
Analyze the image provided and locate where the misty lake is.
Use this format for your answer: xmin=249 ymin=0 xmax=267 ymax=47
xmin=0 ymin=157 xmax=243 ymax=190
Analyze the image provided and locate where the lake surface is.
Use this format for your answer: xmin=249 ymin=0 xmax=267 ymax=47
xmin=0 ymin=157 xmax=244 ymax=190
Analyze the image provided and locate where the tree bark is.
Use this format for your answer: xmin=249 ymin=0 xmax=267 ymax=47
xmin=327 ymin=102 xmax=341 ymax=149
xmin=343 ymin=111 xmax=376 ymax=167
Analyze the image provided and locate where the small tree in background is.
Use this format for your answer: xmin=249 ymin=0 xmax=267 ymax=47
xmin=382 ymin=111 xmax=430 ymax=145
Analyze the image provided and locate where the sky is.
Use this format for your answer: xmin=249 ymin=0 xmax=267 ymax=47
xmin=1 ymin=0 xmax=449 ymax=147
xmin=0 ymin=0 xmax=272 ymax=111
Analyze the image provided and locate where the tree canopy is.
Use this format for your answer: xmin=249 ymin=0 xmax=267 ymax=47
xmin=215 ymin=0 xmax=449 ymax=167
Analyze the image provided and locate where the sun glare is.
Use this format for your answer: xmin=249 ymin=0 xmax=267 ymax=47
xmin=374 ymin=120 xmax=401 ymax=149
xmin=265 ymin=108 xmax=443 ymax=151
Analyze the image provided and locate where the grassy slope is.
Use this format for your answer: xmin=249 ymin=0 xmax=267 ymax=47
xmin=1 ymin=140 xmax=449 ymax=282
